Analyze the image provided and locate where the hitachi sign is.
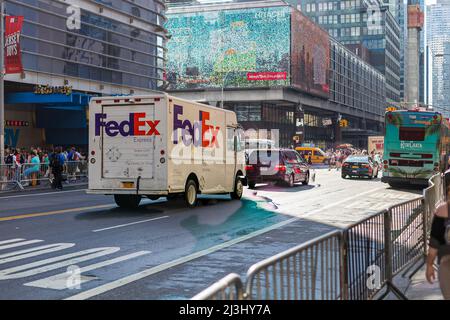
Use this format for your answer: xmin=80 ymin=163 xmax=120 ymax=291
xmin=95 ymin=113 xmax=160 ymax=137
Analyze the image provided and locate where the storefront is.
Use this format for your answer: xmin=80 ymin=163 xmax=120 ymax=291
xmin=5 ymin=83 xmax=93 ymax=150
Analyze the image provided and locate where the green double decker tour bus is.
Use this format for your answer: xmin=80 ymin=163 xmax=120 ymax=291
xmin=382 ymin=110 xmax=450 ymax=187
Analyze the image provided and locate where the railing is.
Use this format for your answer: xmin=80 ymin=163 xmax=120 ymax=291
xmin=191 ymin=273 xmax=245 ymax=300
xmin=0 ymin=160 xmax=88 ymax=191
xmin=345 ymin=211 xmax=386 ymax=300
xmin=245 ymin=231 xmax=342 ymax=300
xmin=423 ymin=172 xmax=444 ymax=232
xmin=192 ymin=173 xmax=442 ymax=300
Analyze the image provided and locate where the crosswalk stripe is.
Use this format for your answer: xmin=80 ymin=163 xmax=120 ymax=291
xmin=0 ymin=247 xmax=120 ymax=280
xmin=0 ymin=239 xmax=25 ymax=246
xmin=0 ymin=240 xmax=43 ymax=251
xmin=0 ymin=243 xmax=75 ymax=264
xmin=25 ymin=250 xmax=150 ymax=290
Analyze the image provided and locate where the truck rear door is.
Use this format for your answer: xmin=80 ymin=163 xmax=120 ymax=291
xmin=100 ymin=103 xmax=159 ymax=180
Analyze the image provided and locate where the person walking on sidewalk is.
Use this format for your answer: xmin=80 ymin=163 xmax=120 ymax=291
xmin=50 ymin=147 xmax=65 ymax=190
xmin=426 ymin=201 xmax=450 ymax=299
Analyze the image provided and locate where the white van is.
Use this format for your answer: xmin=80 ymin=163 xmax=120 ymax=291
xmin=88 ymin=93 xmax=246 ymax=208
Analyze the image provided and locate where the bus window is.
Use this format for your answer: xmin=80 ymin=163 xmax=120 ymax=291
xmin=399 ymin=127 xmax=425 ymax=141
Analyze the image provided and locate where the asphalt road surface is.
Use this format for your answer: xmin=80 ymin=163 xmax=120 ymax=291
xmin=0 ymin=168 xmax=422 ymax=300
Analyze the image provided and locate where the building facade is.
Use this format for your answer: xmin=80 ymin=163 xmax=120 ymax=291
xmin=290 ymin=0 xmax=401 ymax=105
xmin=166 ymin=0 xmax=385 ymax=148
xmin=4 ymin=0 xmax=166 ymax=149
xmin=426 ymin=0 xmax=450 ymax=117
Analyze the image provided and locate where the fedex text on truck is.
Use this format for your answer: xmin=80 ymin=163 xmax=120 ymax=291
xmin=173 ymin=105 xmax=220 ymax=148
xmin=94 ymin=113 xmax=160 ymax=137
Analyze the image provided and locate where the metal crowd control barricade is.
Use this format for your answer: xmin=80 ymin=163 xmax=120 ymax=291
xmin=192 ymin=173 xmax=443 ymax=301
xmin=389 ymin=198 xmax=425 ymax=279
xmin=0 ymin=163 xmax=24 ymax=190
xmin=0 ymin=160 xmax=89 ymax=192
xmin=423 ymin=173 xmax=444 ymax=232
xmin=191 ymin=273 xmax=245 ymax=300
xmin=20 ymin=162 xmax=51 ymax=186
xmin=245 ymin=230 xmax=342 ymax=300
xmin=63 ymin=160 xmax=88 ymax=182
xmin=343 ymin=211 xmax=387 ymax=300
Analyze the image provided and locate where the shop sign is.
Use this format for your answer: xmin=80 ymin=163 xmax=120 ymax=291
xmin=34 ymin=85 xmax=73 ymax=96
xmin=247 ymin=72 xmax=287 ymax=81
xmin=4 ymin=120 xmax=29 ymax=127
xmin=5 ymin=129 xmax=19 ymax=148
xmin=4 ymin=16 xmax=24 ymax=74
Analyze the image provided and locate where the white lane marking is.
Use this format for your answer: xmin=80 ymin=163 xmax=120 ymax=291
xmin=0 ymin=239 xmax=25 ymax=246
xmin=0 ymin=243 xmax=75 ymax=264
xmin=66 ymin=187 xmax=385 ymax=300
xmin=0 ymin=189 xmax=86 ymax=200
xmin=278 ymin=186 xmax=387 ymax=218
xmin=0 ymin=239 xmax=43 ymax=251
xmin=65 ymin=217 xmax=299 ymax=300
xmin=0 ymin=247 xmax=120 ymax=280
xmin=92 ymin=216 xmax=170 ymax=232
xmin=25 ymin=250 xmax=150 ymax=290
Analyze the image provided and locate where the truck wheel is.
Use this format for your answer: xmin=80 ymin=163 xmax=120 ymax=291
xmin=114 ymin=194 xmax=141 ymax=209
xmin=231 ymin=176 xmax=244 ymax=200
xmin=184 ymin=180 xmax=198 ymax=208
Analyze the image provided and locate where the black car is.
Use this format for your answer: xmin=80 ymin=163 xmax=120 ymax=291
xmin=246 ymin=149 xmax=310 ymax=188
xmin=342 ymin=155 xmax=379 ymax=179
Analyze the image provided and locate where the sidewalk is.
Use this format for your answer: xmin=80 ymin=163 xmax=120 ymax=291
xmin=0 ymin=178 xmax=87 ymax=196
xmin=387 ymin=261 xmax=443 ymax=300
xmin=404 ymin=264 xmax=443 ymax=300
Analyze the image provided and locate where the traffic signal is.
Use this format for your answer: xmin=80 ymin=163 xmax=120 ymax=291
xmin=386 ymin=106 xmax=397 ymax=112
xmin=339 ymin=119 xmax=348 ymax=127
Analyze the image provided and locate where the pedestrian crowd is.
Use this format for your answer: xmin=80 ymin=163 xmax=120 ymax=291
xmin=325 ymin=148 xmax=383 ymax=171
xmin=2 ymin=146 xmax=87 ymax=189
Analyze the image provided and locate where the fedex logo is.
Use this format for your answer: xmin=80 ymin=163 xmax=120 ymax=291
xmin=173 ymin=105 xmax=220 ymax=148
xmin=95 ymin=113 xmax=160 ymax=137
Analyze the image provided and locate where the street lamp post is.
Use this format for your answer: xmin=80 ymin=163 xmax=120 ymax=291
xmin=221 ymin=71 xmax=232 ymax=109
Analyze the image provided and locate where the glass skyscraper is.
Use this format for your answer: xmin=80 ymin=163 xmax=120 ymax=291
xmin=290 ymin=0 xmax=401 ymax=104
xmin=426 ymin=0 xmax=450 ymax=116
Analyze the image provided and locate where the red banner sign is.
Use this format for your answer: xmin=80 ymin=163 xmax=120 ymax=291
xmin=247 ymin=72 xmax=287 ymax=81
xmin=4 ymin=16 xmax=24 ymax=74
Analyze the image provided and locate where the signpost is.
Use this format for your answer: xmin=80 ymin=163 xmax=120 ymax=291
xmin=0 ymin=6 xmax=24 ymax=170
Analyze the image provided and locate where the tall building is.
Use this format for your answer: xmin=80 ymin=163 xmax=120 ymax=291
xmin=405 ymin=4 xmax=424 ymax=106
xmin=426 ymin=0 xmax=450 ymax=116
xmin=290 ymin=0 xmax=401 ymax=104
xmin=166 ymin=0 xmax=386 ymax=148
xmin=3 ymin=0 xmax=166 ymax=149
xmin=406 ymin=0 xmax=425 ymax=105
xmin=398 ymin=0 xmax=407 ymax=101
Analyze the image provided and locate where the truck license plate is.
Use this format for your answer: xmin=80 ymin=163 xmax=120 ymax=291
xmin=122 ymin=182 xmax=134 ymax=188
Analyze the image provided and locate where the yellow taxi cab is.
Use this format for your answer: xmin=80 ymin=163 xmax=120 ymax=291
xmin=295 ymin=146 xmax=329 ymax=164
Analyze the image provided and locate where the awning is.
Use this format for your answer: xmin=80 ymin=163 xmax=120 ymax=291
xmin=6 ymin=92 xmax=92 ymax=106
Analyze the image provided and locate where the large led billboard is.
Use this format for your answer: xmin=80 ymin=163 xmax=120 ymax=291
xmin=166 ymin=6 xmax=291 ymax=90
xmin=291 ymin=9 xmax=330 ymax=98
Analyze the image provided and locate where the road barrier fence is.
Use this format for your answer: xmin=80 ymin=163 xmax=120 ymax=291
xmin=193 ymin=172 xmax=445 ymax=300
xmin=0 ymin=160 xmax=88 ymax=191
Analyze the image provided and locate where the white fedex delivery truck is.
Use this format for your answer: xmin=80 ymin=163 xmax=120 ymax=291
xmin=88 ymin=94 xmax=246 ymax=208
